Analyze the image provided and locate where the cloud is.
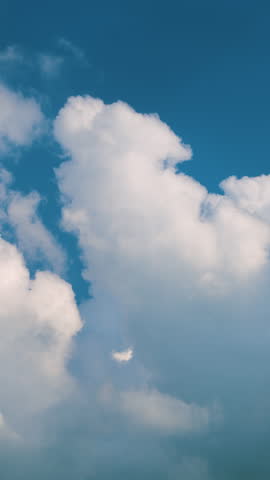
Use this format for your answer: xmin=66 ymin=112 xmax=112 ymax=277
xmin=0 ymin=412 xmax=20 ymax=442
xmin=7 ymin=191 xmax=66 ymax=273
xmin=0 ymin=170 xmax=65 ymax=273
xmin=58 ymin=38 xmax=89 ymax=66
xmin=53 ymin=94 xmax=270 ymax=477
xmin=0 ymin=236 xmax=82 ymax=436
xmin=1 ymin=86 xmax=269 ymax=478
xmin=221 ymin=174 xmax=270 ymax=222
xmin=119 ymin=389 xmax=210 ymax=433
xmin=0 ymin=164 xmax=84 ymax=476
xmin=112 ymin=347 xmax=133 ymax=363
xmin=54 ymin=95 xmax=270 ymax=294
xmin=0 ymin=84 xmax=44 ymax=153
xmin=54 ymin=96 xmax=220 ymax=429
xmin=38 ymin=54 xmax=64 ymax=77
xmin=0 ymin=45 xmax=64 ymax=78
xmin=0 ymin=45 xmax=23 ymax=64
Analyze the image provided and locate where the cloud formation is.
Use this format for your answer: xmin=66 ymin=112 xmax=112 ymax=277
xmin=0 ymin=84 xmax=43 ymax=153
xmin=38 ymin=54 xmax=64 ymax=77
xmin=0 ymin=236 xmax=81 ymax=437
xmin=58 ymin=38 xmax=89 ymax=66
xmin=1 ymin=86 xmax=270 ymax=478
xmin=119 ymin=389 xmax=209 ymax=433
xmin=54 ymin=95 xmax=270 ymax=290
xmin=0 ymin=45 xmax=23 ymax=64
xmin=0 ymin=169 xmax=65 ymax=273
xmin=53 ymin=94 xmax=270 ymax=477
xmin=112 ymin=347 xmax=133 ymax=363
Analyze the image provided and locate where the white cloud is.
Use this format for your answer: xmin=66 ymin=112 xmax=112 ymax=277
xmin=0 ymin=166 xmax=81 ymax=445
xmin=54 ymin=95 xmax=270 ymax=299
xmin=221 ymin=174 xmax=270 ymax=222
xmin=0 ymin=170 xmax=65 ymax=273
xmin=7 ymin=190 xmax=66 ymax=273
xmin=53 ymin=95 xmax=270 ymax=445
xmin=112 ymin=347 xmax=133 ymax=363
xmin=0 ymin=236 xmax=82 ymax=433
xmin=0 ymin=84 xmax=44 ymax=153
xmin=54 ymin=96 xmax=229 ymax=436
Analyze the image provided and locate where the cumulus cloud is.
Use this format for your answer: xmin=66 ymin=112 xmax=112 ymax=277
xmin=0 ymin=163 xmax=83 ymax=475
xmin=112 ymin=347 xmax=133 ymax=363
xmin=53 ymin=94 xmax=270 ymax=477
xmin=54 ymin=95 xmax=270 ymax=291
xmin=0 ymin=236 xmax=81 ymax=436
xmin=221 ymin=174 xmax=270 ymax=222
xmin=54 ymin=95 xmax=221 ymax=428
xmin=1 ymin=88 xmax=269 ymax=478
xmin=0 ymin=84 xmax=43 ymax=153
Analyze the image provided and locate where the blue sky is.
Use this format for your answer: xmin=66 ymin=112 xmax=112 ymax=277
xmin=3 ymin=0 xmax=270 ymax=187
xmin=1 ymin=1 xmax=270 ymax=479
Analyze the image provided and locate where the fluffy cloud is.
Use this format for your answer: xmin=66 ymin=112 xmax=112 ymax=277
xmin=1 ymin=88 xmax=269 ymax=478
xmin=53 ymin=94 xmax=270 ymax=477
xmin=221 ymin=174 xmax=270 ymax=222
xmin=0 ymin=236 xmax=81 ymax=438
xmin=54 ymin=96 xmax=221 ymax=430
xmin=54 ymin=96 xmax=270 ymax=293
xmin=112 ymin=347 xmax=133 ymax=363
xmin=0 ymin=161 xmax=83 ymax=476
xmin=0 ymin=84 xmax=43 ymax=153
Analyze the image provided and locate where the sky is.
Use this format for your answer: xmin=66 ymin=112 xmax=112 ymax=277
xmin=0 ymin=1 xmax=270 ymax=478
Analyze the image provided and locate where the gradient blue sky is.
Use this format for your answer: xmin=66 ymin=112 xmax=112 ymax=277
xmin=1 ymin=1 xmax=270 ymax=479
xmin=2 ymin=0 xmax=270 ymax=298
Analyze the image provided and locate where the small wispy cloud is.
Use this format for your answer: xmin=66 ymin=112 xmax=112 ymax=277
xmin=112 ymin=347 xmax=133 ymax=363
xmin=0 ymin=41 xmax=89 ymax=81
xmin=0 ymin=45 xmax=23 ymax=63
xmin=0 ymin=45 xmax=64 ymax=78
xmin=38 ymin=54 xmax=64 ymax=77
xmin=58 ymin=37 xmax=89 ymax=66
